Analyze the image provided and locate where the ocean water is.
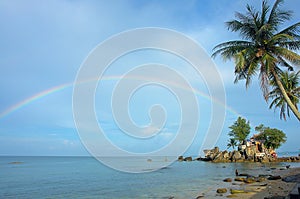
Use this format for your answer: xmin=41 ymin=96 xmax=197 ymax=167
xmin=1 ymin=156 xmax=300 ymax=199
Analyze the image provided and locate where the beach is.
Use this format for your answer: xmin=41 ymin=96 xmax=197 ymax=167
xmin=250 ymin=167 xmax=300 ymax=199
xmin=209 ymin=166 xmax=300 ymax=199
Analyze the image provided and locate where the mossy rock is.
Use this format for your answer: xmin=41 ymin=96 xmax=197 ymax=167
xmin=230 ymin=189 xmax=246 ymax=194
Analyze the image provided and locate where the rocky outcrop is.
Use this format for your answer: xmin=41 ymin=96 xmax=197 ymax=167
xmin=198 ymin=147 xmax=300 ymax=163
xmin=178 ymin=149 xmax=300 ymax=163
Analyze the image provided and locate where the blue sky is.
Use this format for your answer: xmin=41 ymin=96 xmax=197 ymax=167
xmin=0 ymin=0 xmax=300 ymax=156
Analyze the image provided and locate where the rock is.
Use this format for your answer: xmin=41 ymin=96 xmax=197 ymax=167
xmin=245 ymin=145 xmax=256 ymax=158
xmin=268 ymin=175 xmax=281 ymax=180
xmin=232 ymin=150 xmax=242 ymax=161
xmin=282 ymin=174 xmax=300 ymax=182
xmin=256 ymin=177 xmax=267 ymax=182
xmin=238 ymin=173 xmax=250 ymax=177
xmin=259 ymin=174 xmax=271 ymax=178
xmin=223 ymin=178 xmax=232 ymax=182
xmin=223 ymin=151 xmax=230 ymax=159
xmin=234 ymin=177 xmax=246 ymax=182
xmin=183 ymin=156 xmax=193 ymax=162
xmin=216 ymin=188 xmax=227 ymax=193
xmin=230 ymin=189 xmax=246 ymax=194
xmin=244 ymin=177 xmax=256 ymax=183
xmin=194 ymin=157 xmax=202 ymax=161
xmin=198 ymin=157 xmax=211 ymax=161
xmin=203 ymin=147 xmax=220 ymax=160
xmin=226 ymin=194 xmax=238 ymax=198
xmin=178 ymin=156 xmax=184 ymax=162
xmin=213 ymin=151 xmax=231 ymax=162
xmin=260 ymin=183 xmax=268 ymax=186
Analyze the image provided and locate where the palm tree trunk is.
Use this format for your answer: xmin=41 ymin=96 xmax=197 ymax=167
xmin=271 ymin=69 xmax=300 ymax=121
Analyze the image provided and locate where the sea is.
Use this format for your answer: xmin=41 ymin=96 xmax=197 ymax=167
xmin=1 ymin=155 xmax=300 ymax=199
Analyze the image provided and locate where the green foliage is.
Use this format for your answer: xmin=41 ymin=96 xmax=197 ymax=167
xmin=227 ymin=138 xmax=237 ymax=150
xmin=255 ymin=124 xmax=287 ymax=149
xmin=268 ymin=71 xmax=300 ymax=120
xmin=212 ymin=0 xmax=300 ymax=121
xmin=228 ymin=117 xmax=251 ymax=143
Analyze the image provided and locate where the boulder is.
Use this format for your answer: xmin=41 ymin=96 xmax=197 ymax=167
xmin=183 ymin=156 xmax=193 ymax=162
xmin=213 ymin=151 xmax=231 ymax=162
xmin=268 ymin=175 xmax=281 ymax=180
xmin=244 ymin=177 xmax=256 ymax=183
xmin=282 ymin=174 xmax=300 ymax=182
xmin=232 ymin=150 xmax=242 ymax=161
xmin=216 ymin=188 xmax=227 ymax=193
xmin=223 ymin=151 xmax=230 ymax=159
xmin=230 ymin=189 xmax=246 ymax=194
xmin=203 ymin=147 xmax=219 ymax=160
xmin=256 ymin=177 xmax=267 ymax=182
xmin=245 ymin=146 xmax=255 ymax=158
xmin=178 ymin=156 xmax=184 ymax=162
xmin=223 ymin=178 xmax=232 ymax=182
xmin=238 ymin=173 xmax=250 ymax=177
xmin=234 ymin=177 xmax=245 ymax=182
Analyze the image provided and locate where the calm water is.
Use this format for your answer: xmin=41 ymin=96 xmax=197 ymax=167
xmin=1 ymin=156 xmax=299 ymax=199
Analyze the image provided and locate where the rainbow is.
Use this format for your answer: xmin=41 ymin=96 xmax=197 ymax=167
xmin=0 ymin=76 xmax=240 ymax=120
xmin=0 ymin=82 xmax=73 ymax=119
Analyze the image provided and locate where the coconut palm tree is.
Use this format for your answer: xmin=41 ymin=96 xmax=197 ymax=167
xmin=268 ymin=71 xmax=300 ymax=120
xmin=227 ymin=138 xmax=237 ymax=150
xmin=212 ymin=0 xmax=300 ymax=121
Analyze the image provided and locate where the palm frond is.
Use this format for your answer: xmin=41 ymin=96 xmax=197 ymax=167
xmin=261 ymin=0 xmax=270 ymax=25
xmin=212 ymin=41 xmax=253 ymax=59
xmin=278 ymin=22 xmax=300 ymax=39
xmin=268 ymin=0 xmax=292 ymax=29
xmin=273 ymin=47 xmax=300 ymax=66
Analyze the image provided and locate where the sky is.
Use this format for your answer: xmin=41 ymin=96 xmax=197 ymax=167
xmin=0 ymin=0 xmax=300 ymax=156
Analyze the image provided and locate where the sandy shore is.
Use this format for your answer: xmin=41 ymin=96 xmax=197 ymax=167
xmin=250 ymin=167 xmax=300 ymax=199
xmin=202 ymin=166 xmax=300 ymax=199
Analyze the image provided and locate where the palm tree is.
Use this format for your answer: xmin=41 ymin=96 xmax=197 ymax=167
xmin=227 ymin=138 xmax=237 ymax=150
xmin=268 ymin=71 xmax=300 ymax=120
xmin=212 ymin=0 xmax=300 ymax=121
